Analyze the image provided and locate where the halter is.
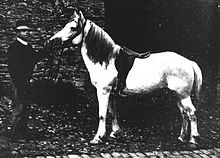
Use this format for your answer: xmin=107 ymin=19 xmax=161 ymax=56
xmin=64 ymin=17 xmax=87 ymax=48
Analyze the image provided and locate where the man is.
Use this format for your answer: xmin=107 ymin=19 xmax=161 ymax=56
xmin=7 ymin=19 xmax=49 ymax=140
xmin=116 ymin=50 xmax=135 ymax=97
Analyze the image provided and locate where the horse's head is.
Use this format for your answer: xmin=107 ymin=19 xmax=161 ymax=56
xmin=49 ymin=10 xmax=86 ymax=48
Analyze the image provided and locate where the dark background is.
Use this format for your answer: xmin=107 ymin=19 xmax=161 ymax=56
xmin=105 ymin=0 xmax=220 ymax=106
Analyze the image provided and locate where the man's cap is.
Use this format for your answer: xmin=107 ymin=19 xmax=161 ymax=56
xmin=15 ymin=19 xmax=31 ymax=30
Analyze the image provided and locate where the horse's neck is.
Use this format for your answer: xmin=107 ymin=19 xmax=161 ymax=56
xmin=81 ymin=44 xmax=120 ymax=86
xmin=80 ymin=20 xmax=121 ymax=85
xmin=81 ymin=19 xmax=119 ymax=69
xmin=81 ymin=20 xmax=97 ymax=69
xmin=80 ymin=44 xmax=118 ymax=87
xmin=83 ymin=20 xmax=92 ymax=38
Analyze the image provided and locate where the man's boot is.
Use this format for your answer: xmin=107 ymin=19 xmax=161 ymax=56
xmin=118 ymin=79 xmax=128 ymax=97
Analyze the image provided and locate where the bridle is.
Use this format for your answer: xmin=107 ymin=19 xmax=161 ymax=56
xmin=64 ymin=16 xmax=87 ymax=48
xmin=48 ymin=11 xmax=88 ymax=50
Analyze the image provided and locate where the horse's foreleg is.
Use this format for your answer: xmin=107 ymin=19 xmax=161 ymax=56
xmin=109 ymin=93 xmax=120 ymax=138
xmin=90 ymin=86 xmax=111 ymax=144
xmin=181 ymin=97 xmax=199 ymax=144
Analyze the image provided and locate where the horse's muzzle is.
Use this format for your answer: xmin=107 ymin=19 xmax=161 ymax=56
xmin=46 ymin=38 xmax=63 ymax=50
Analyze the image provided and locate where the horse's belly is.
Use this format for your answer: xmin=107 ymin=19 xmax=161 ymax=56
xmin=125 ymin=61 xmax=164 ymax=93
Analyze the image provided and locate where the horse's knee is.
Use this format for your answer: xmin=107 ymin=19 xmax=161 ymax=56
xmin=184 ymin=106 xmax=197 ymax=121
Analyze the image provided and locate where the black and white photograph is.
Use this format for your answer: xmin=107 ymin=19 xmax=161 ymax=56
xmin=0 ymin=0 xmax=219 ymax=157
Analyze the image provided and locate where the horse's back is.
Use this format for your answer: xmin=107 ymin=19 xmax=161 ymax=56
xmin=131 ymin=51 xmax=192 ymax=73
xmin=148 ymin=51 xmax=191 ymax=63
xmin=126 ymin=51 xmax=194 ymax=93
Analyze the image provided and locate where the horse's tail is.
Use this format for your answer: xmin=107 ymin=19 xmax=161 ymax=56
xmin=191 ymin=61 xmax=202 ymax=101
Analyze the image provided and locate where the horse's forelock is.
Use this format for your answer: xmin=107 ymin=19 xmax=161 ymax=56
xmin=85 ymin=22 xmax=115 ymax=65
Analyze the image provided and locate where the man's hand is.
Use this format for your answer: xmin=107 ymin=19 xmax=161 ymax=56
xmin=44 ymin=38 xmax=62 ymax=50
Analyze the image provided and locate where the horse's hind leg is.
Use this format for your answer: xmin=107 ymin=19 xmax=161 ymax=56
xmin=180 ymin=96 xmax=199 ymax=144
xmin=177 ymin=101 xmax=189 ymax=142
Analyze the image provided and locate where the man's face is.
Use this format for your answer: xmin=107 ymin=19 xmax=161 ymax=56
xmin=17 ymin=29 xmax=31 ymax=41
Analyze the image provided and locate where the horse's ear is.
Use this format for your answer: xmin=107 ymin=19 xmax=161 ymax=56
xmin=79 ymin=11 xmax=86 ymax=23
xmin=73 ymin=10 xmax=78 ymax=17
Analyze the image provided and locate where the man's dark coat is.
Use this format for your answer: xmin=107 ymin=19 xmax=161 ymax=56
xmin=8 ymin=39 xmax=38 ymax=88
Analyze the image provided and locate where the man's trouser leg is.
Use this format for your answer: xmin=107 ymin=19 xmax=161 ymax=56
xmin=11 ymin=86 xmax=29 ymax=135
xmin=117 ymin=56 xmax=135 ymax=96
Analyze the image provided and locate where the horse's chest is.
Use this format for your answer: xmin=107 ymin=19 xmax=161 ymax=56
xmin=81 ymin=48 xmax=118 ymax=86
xmin=87 ymin=62 xmax=118 ymax=86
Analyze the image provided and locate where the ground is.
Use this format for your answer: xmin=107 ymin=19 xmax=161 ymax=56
xmin=0 ymin=83 xmax=219 ymax=157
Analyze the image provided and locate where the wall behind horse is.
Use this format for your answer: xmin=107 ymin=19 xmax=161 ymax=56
xmin=1 ymin=0 xmax=219 ymax=106
xmin=0 ymin=0 xmax=104 ymax=96
xmin=105 ymin=0 xmax=220 ymax=105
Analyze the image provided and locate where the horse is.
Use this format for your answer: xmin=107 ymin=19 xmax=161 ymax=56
xmin=48 ymin=10 xmax=202 ymax=145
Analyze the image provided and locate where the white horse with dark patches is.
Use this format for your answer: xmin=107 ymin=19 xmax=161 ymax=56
xmin=49 ymin=10 xmax=202 ymax=145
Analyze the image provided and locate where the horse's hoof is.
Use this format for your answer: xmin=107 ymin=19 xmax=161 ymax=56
xmin=110 ymin=132 xmax=117 ymax=139
xmin=185 ymin=142 xmax=197 ymax=150
xmin=89 ymin=138 xmax=102 ymax=145
xmin=189 ymin=136 xmax=200 ymax=145
xmin=110 ymin=129 xmax=122 ymax=139
xmin=178 ymin=136 xmax=186 ymax=143
xmin=189 ymin=143 xmax=197 ymax=148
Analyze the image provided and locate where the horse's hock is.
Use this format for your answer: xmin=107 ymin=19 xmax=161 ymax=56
xmin=105 ymin=0 xmax=220 ymax=106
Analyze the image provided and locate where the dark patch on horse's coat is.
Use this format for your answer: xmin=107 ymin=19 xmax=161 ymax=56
xmin=85 ymin=22 xmax=115 ymax=66
xmin=103 ymin=86 xmax=111 ymax=94
xmin=99 ymin=116 xmax=104 ymax=120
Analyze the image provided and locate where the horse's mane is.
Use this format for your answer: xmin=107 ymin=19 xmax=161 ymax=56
xmin=85 ymin=22 xmax=116 ymax=65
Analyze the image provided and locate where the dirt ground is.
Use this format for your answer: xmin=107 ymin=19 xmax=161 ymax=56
xmin=0 ymin=84 xmax=220 ymax=157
